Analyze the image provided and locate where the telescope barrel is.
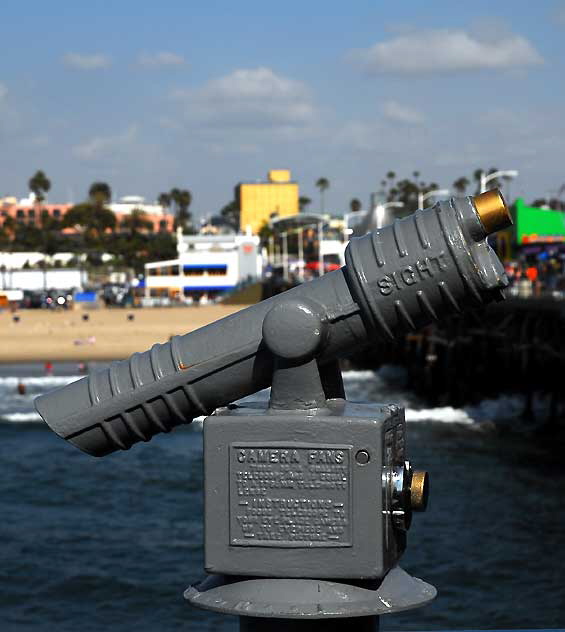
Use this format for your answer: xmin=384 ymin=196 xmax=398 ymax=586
xmin=35 ymin=191 xmax=511 ymax=457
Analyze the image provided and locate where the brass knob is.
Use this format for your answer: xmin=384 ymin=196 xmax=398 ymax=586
xmin=410 ymin=470 xmax=429 ymax=512
xmin=472 ymin=189 xmax=512 ymax=234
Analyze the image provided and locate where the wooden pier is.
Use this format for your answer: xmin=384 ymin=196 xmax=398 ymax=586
xmin=347 ymin=297 xmax=565 ymax=430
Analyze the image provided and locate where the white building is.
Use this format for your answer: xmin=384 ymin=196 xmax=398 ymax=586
xmin=109 ymin=195 xmax=164 ymax=216
xmin=144 ymin=233 xmax=262 ymax=303
xmin=0 ymin=268 xmax=87 ymax=292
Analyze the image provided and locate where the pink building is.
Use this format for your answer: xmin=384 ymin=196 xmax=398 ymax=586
xmin=0 ymin=201 xmax=175 ymax=234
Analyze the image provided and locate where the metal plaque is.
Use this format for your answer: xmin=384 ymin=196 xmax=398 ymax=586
xmin=229 ymin=442 xmax=352 ymax=547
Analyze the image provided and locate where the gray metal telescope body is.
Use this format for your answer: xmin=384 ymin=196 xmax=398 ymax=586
xmin=35 ymin=196 xmax=507 ymax=456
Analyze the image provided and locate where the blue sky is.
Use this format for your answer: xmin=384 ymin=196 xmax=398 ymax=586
xmin=1 ymin=0 xmax=564 ymax=219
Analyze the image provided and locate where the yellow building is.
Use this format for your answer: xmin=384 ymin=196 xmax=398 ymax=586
xmin=237 ymin=169 xmax=299 ymax=234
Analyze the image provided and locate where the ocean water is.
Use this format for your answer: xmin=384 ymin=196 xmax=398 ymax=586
xmin=1 ymin=364 xmax=564 ymax=631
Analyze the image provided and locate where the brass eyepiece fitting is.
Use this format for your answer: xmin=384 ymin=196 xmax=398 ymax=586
xmin=410 ymin=470 xmax=429 ymax=512
xmin=472 ymin=189 xmax=512 ymax=235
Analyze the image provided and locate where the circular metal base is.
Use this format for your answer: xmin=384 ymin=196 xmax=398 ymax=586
xmin=185 ymin=566 xmax=436 ymax=620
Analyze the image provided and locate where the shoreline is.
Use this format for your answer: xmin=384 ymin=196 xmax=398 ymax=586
xmin=0 ymin=305 xmax=248 ymax=364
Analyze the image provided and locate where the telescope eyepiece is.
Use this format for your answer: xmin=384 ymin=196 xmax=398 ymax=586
xmin=473 ymin=189 xmax=512 ymax=234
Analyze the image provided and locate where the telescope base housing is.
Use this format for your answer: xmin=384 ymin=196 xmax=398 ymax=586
xmin=203 ymin=400 xmax=408 ymax=580
xmin=184 ymin=566 xmax=436 ymax=620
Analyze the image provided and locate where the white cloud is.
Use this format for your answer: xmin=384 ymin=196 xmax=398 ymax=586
xmin=173 ymin=67 xmax=316 ymax=130
xmin=350 ymin=28 xmax=543 ymax=74
xmin=63 ymin=53 xmax=111 ymax=70
xmin=73 ymin=125 xmax=137 ymax=161
xmin=382 ymin=100 xmax=424 ymax=125
xmin=138 ymin=52 xmax=186 ymax=68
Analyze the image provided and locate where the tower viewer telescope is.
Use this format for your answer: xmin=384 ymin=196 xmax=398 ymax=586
xmin=36 ymin=189 xmax=511 ymax=629
xmin=36 ymin=189 xmax=511 ymax=457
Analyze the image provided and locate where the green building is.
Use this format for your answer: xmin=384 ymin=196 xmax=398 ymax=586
xmin=515 ymin=197 xmax=565 ymax=245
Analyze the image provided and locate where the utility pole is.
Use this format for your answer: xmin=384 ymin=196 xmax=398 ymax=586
xmin=417 ymin=188 xmax=449 ymax=210
xmin=480 ymin=170 xmax=518 ymax=194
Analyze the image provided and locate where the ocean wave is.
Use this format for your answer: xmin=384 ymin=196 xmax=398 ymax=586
xmin=405 ymin=406 xmax=473 ymax=424
xmin=0 ymin=375 xmax=82 ymax=387
xmin=1 ymin=411 xmax=42 ymax=423
xmin=405 ymin=395 xmax=528 ymax=425
xmin=341 ymin=370 xmax=380 ymax=382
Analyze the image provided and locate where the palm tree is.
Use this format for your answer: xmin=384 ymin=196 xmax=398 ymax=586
xmin=315 ymin=178 xmax=330 ymax=212
xmin=28 ymin=170 xmax=51 ymax=205
xmin=172 ymin=188 xmax=192 ymax=232
xmin=28 ymin=171 xmax=52 ymax=289
xmin=170 ymin=188 xmax=181 ymax=204
xmin=453 ymin=177 xmax=470 ymax=195
xmin=158 ymin=192 xmax=171 ymax=215
xmin=299 ymin=196 xmax=312 ymax=212
xmin=350 ymin=198 xmax=362 ymax=213
xmin=88 ymin=182 xmax=112 ymax=208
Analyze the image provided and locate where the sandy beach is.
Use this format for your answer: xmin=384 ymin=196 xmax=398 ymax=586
xmin=0 ymin=305 xmax=248 ymax=363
